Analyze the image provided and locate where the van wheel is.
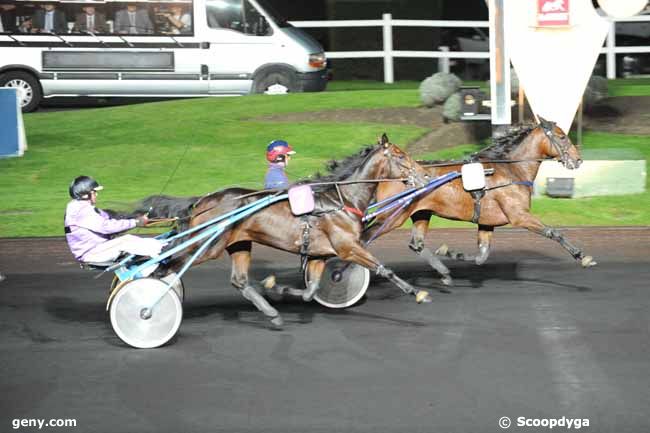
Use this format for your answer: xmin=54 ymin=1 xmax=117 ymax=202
xmin=253 ymin=70 xmax=298 ymax=94
xmin=0 ymin=71 xmax=42 ymax=113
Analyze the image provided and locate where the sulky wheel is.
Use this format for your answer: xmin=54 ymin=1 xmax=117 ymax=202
xmin=305 ymin=258 xmax=370 ymax=309
xmin=109 ymin=277 xmax=182 ymax=349
xmin=161 ymin=272 xmax=185 ymax=303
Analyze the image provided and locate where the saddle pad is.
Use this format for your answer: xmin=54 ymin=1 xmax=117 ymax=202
xmin=461 ymin=162 xmax=486 ymax=191
xmin=288 ymin=185 xmax=315 ymax=215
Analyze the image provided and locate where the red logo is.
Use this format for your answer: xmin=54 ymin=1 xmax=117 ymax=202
xmin=537 ymin=0 xmax=570 ymax=26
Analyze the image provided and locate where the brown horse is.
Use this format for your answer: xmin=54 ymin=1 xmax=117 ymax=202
xmin=365 ymin=118 xmax=596 ymax=287
xmin=146 ymin=136 xmax=431 ymax=328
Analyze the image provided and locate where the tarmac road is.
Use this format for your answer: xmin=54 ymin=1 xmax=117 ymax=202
xmin=0 ymin=227 xmax=649 ymax=433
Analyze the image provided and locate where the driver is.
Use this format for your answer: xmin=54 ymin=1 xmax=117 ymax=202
xmin=64 ymin=176 xmax=163 ymax=263
xmin=264 ymin=140 xmax=296 ymax=189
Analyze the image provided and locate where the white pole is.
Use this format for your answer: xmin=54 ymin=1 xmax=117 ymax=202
xmin=606 ymin=20 xmax=616 ymax=79
xmin=489 ymin=0 xmax=511 ymax=130
xmin=382 ymin=13 xmax=394 ymax=83
xmin=438 ymin=46 xmax=450 ymax=73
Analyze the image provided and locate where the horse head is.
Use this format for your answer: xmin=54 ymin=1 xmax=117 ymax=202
xmin=537 ymin=116 xmax=582 ymax=170
xmin=377 ymin=133 xmax=428 ymax=187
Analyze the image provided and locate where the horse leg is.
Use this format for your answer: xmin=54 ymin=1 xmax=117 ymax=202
xmin=259 ymin=259 xmax=325 ymax=302
xmin=332 ymin=241 xmax=432 ymax=304
xmin=475 ymin=225 xmax=494 ymax=265
xmin=507 ymin=212 xmax=597 ymax=267
xmin=229 ymin=247 xmax=284 ymax=328
xmin=301 ymin=259 xmax=327 ymax=302
xmin=408 ymin=214 xmax=453 ymax=287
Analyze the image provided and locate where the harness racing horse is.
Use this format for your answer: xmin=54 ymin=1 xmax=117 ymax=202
xmin=365 ymin=117 xmax=596 ymax=287
xmin=146 ymin=136 xmax=431 ymax=328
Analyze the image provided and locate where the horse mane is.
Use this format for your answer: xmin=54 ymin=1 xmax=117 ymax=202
xmin=475 ymin=124 xmax=536 ymax=159
xmin=418 ymin=124 xmax=537 ymax=165
xmin=306 ymin=144 xmax=379 ymax=184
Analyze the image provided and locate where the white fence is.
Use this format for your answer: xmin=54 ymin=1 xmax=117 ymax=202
xmin=290 ymin=13 xmax=650 ymax=83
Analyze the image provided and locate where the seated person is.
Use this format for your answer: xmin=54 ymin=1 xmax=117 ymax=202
xmin=160 ymin=4 xmax=191 ymax=34
xmin=114 ymin=3 xmax=153 ymax=35
xmin=18 ymin=18 xmax=32 ymax=33
xmin=0 ymin=2 xmax=17 ymax=33
xmin=72 ymin=5 xmax=107 ymax=34
xmin=64 ymin=176 xmax=163 ymax=264
xmin=264 ymin=140 xmax=296 ymax=189
xmin=31 ymin=2 xmax=67 ymax=34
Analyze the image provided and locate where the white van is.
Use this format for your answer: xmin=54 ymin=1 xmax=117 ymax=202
xmin=0 ymin=0 xmax=327 ymax=111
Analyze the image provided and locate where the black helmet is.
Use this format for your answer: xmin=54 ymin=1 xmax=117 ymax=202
xmin=69 ymin=175 xmax=103 ymax=200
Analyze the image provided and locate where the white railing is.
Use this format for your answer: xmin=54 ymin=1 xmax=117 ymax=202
xmin=290 ymin=13 xmax=650 ymax=82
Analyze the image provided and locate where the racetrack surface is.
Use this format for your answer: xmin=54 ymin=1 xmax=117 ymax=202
xmin=1 ymin=227 xmax=649 ymax=433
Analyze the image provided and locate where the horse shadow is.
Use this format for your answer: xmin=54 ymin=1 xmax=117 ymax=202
xmin=406 ymin=249 xmax=593 ymax=292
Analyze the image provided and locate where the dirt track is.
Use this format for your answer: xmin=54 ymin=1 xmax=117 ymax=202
xmin=1 ymin=227 xmax=649 ymax=433
xmin=257 ymin=96 xmax=650 ymax=154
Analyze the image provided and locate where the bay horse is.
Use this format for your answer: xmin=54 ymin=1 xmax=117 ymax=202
xmin=365 ymin=118 xmax=596 ymax=287
xmin=145 ymin=135 xmax=431 ymax=328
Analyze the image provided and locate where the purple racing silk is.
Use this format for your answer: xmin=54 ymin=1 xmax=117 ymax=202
xmin=264 ymin=163 xmax=289 ymax=189
xmin=64 ymin=199 xmax=136 ymax=260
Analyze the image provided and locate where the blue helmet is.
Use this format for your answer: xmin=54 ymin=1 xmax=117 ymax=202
xmin=266 ymin=140 xmax=295 ymax=162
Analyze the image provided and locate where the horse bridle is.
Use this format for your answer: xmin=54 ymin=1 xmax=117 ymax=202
xmin=538 ymin=118 xmax=575 ymax=167
xmin=384 ymin=145 xmax=426 ymax=188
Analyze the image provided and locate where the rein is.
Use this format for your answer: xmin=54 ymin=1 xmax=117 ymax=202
xmin=418 ymin=157 xmax=552 ymax=167
xmin=175 ymin=178 xmax=409 ymax=225
xmin=233 ymin=177 xmax=413 ymax=200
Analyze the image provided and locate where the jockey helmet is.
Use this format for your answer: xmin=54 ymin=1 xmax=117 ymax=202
xmin=266 ymin=140 xmax=296 ymax=163
xmin=69 ymin=175 xmax=103 ymax=200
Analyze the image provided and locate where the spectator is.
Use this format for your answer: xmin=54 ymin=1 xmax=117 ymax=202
xmin=32 ymin=2 xmax=67 ymax=34
xmin=18 ymin=18 xmax=32 ymax=33
xmin=73 ymin=5 xmax=107 ymax=34
xmin=160 ymin=4 xmax=191 ymax=34
xmin=115 ymin=3 xmax=153 ymax=35
xmin=0 ymin=2 xmax=17 ymax=33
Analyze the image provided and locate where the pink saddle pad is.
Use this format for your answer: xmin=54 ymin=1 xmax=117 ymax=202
xmin=288 ymin=185 xmax=315 ymax=215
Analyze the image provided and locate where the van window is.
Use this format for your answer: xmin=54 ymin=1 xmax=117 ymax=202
xmin=206 ymin=0 xmax=271 ymax=36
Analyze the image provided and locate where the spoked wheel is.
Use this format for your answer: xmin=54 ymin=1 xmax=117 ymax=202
xmin=0 ymin=71 xmax=42 ymax=112
xmin=109 ymin=278 xmax=182 ymax=349
xmin=305 ymin=258 xmax=370 ymax=309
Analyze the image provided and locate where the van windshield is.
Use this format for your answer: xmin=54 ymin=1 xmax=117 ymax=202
xmin=253 ymin=0 xmax=291 ymax=28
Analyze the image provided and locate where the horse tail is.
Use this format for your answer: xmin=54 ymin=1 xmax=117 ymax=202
xmin=137 ymin=195 xmax=199 ymax=220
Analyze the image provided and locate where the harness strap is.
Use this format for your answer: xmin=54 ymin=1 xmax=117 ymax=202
xmin=343 ymin=205 xmax=365 ymax=219
xmin=299 ymin=216 xmax=311 ymax=272
xmin=467 ymin=179 xmax=533 ymax=224
xmin=470 ymin=189 xmax=485 ymax=224
xmin=485 ymin=180 xmax=535 ymax=192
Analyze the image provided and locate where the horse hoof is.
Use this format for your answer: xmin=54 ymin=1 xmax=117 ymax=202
xmin=435 ymin=244 xmax=449 ymax=256
xmin=581 ymin=256 xmax=597 ymax=267
xmin=440 ymin=275 xmax=453 ymax=286
xmin=261 ymin=275 xmax=276 ymax=290
xmin=475 ymin=256 xmax=488 ymax=266
xmin=415 ymin=290 xmax=432 ymax=304
xmin=302 ymin=290 xmax=315 ymax=302
xmin=270 ymin=315 xmax=284 ymax=329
